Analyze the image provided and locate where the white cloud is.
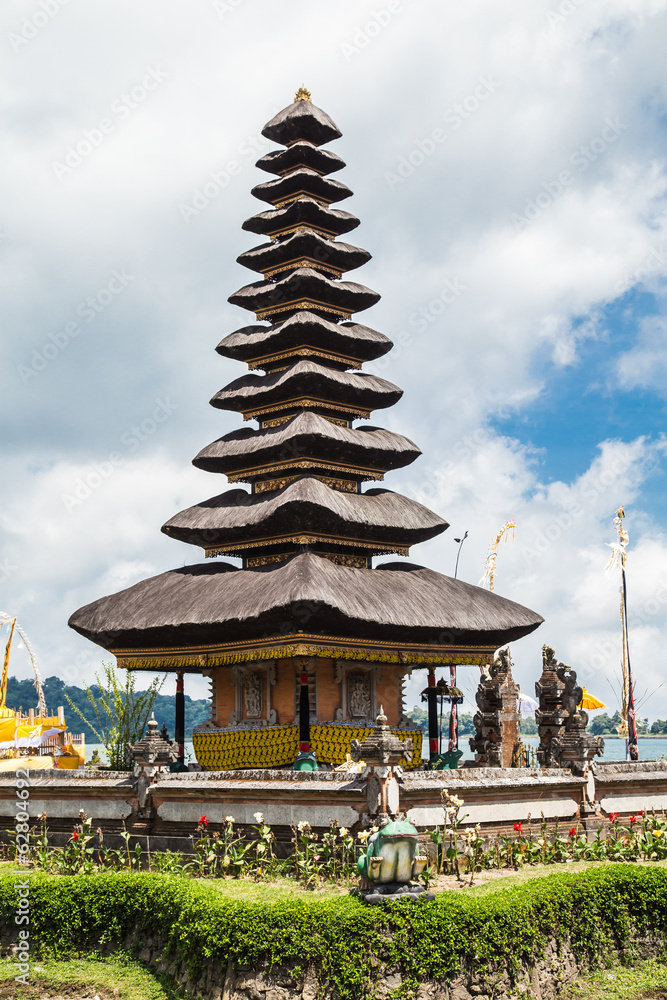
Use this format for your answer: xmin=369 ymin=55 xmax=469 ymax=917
xmin=1 ymin=0 xmax=667 ymax=720
xmin=402 ymin=433 xmax=667 ymax=716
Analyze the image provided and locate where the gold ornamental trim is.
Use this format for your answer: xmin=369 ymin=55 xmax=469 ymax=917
xmin=114 ymin=631 xmax=497 ymax=672
xmin=261 ymin=413 xmax=349 ymax=429
xmin=272 ymin=192 xmax=332 ymax=210
xmin=262 ymin=258 xmax=342 ymax=280
xmin=255 ymin=298 xmax=352 ymax=322
xmin=254 ymin=474 xmax=358 ymax=494
xmin=268 ymin=223 xmax=336 ymax=241
xmin=193 ymin=723 xmax=422 ymax=772
xmin=242 ymin=396 xmax=370 ymax=422
xmin=203 ymin=531 xmax=409 ymax=558
xmin=247 ymin=347 xmax=363 ymax=371
xmin=277 ymin=164 xmax=325 ymax=177
xmin=226 ymin=458 xmax=384 ymax=483
xmin=245 ymin=551 xmax=368 ymax=570
xmin=245 ymin=552 xmax=290 ymax=568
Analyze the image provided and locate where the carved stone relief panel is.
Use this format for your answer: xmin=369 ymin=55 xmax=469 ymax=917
xmin=348 ymin=672 xmax=372 ymax=720
xmin=243 ymin=672 xmax=263 ymax=719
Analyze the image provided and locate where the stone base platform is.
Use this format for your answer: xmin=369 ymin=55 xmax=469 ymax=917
xmin=0 ymin=760 xmax=665 ymax=853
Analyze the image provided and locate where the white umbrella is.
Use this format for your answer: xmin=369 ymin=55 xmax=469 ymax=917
xmin=518 ymin=691 xmax=539 ymax=715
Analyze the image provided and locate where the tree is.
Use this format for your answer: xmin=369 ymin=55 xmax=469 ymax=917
xmin=65 ymin=662 xmax=164 ymax=770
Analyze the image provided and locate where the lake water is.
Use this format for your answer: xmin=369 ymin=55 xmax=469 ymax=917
xmin=85 ymin=737 xmax=667 ymax=766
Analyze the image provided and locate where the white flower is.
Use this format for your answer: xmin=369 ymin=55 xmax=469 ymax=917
xmin=339 ymin=828 xmax=349 ymax=837
xmin=253 ymin=812 xmax=264 ymax=824
xmin=225 ymin=815 xmax=235 ymax=823
xmin=297 ymin=820 xmax=311 ymax=833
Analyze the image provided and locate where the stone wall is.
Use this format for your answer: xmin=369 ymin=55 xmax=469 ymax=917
xmin=3 ymin=922 xmax=662 ymax=1000
xmin=2 ymin=761 xmax=667 ymax=852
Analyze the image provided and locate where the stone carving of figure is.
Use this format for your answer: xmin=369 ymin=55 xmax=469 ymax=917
xmin=244 ymin=672 xmax=263 ymax=719
xmin=348 ymin=672 xmax=371 ymax=719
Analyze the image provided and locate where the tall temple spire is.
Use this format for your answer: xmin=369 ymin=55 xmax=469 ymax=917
xmin=162 ymin=93 xmax=443 ymax=570
xmin=69 ymin=96 xmax=542 ymax=685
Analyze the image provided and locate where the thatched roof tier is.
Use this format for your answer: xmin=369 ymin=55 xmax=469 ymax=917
xmin=68 ymin=552 xmax=544 ymax=661
xmin=261 ymin=99 xmax=342 ymax=147
xmin=251 ymin=168 xmax=352 ymax=208
xmin=216 ymin=312 xmax=392 ymax=370
xmin=237 ymin=231 xmax=370 ymax=280
xmin=192 ymin=411 xmax=420 ymax=481
xmin=242 ymin=198 xmax=359 ymax=240
xmin=210 ymin=360 xmax=401 ymax=421
xmin=228 ymin=268 xmax=380 ymax=322
xmin=256 ymin=141 xmax=345 ymax=177
xmin=161 ymin=477 xmax=447 ymax=555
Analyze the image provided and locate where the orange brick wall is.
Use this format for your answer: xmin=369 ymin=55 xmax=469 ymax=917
xmin=315 ymin=658 xmax=341 ymax=721
xmin=211 ymin=659 xmax=408 ymax=728
xmin=375 ymin=669 xmax=402 ymax=726
xmin=271 ymin=660 xmax=297 ymax=725
xmin=213 ymin=668 xmax=235 ymax=727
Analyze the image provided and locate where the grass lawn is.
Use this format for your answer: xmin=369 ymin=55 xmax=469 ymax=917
xmin=562 ymin=959 xmax=667 ymax=999
xmin=0 ymin=954 xmax=189 ymax=999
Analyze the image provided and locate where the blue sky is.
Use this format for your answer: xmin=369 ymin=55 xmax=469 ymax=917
xmin=1 ymin=0 xmax=666 ymax=724
xmin=493 ymin=290 xmax=667 ymax=504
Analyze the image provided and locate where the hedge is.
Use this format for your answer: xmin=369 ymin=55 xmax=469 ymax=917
xmin=1 ymin=866 xmax=667 ymax=999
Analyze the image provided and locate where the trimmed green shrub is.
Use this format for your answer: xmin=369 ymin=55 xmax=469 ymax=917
xmin=1 ymin=866 xmax=666 ymax=999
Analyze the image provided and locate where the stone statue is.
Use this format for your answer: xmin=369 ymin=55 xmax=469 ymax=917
xmin=535 ymin=645 xmax=603 ymax=774
xmin=243 ymin=672 xmax=263 ymax=719
xmin=348 ymin=672 xmax=371 ymax=719
xmin=469 ymin=647 xmax=520 ymax=767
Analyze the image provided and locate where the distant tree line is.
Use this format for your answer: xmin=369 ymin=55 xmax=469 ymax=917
xmin=4 ymin=675 xmax=211 ymax=743
xmin=407 ymin=706 xmax=538 ymax=739
xmin=587 ymin=711 xmax=651 ymax=736
xmin=405 ymin=706 xmax=660 ymax=740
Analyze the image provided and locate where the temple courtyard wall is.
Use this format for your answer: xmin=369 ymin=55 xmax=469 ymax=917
xmin=1 ymin=760 xmax=666 ymax=853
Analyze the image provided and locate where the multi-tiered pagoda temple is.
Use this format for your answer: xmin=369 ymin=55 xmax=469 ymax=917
xmin=69 ymin=90 xmax=543 ymax=771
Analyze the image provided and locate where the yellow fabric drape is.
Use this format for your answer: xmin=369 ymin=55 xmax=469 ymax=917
xmin=0 ymin=618 xmax=16 ymax=707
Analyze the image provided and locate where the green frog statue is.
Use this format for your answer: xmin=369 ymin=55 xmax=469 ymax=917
xmin=355 ymin=818 xmax=434 ymax=904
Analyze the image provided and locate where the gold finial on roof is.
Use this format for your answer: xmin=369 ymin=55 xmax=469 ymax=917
xmin=294 ymin=86 xmax=312 ymax=103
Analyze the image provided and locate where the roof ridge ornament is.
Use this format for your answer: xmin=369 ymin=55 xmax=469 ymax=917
xmin=295 ymin=86 xmax=312 ymax=103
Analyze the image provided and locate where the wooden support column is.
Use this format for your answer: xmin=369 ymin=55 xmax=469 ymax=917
xmin=293 ymin=661 xmax=317 ymax=771
xmin=426 ymin=665 xmax=439 ymax=763
xmin=175 ymin=671 xmax=185 ymax=766
xmin=298 ymin=667 xmax=310 ymax=753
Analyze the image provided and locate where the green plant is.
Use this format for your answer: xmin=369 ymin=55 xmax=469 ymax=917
xmin=65 ymin=661 xmax=164 ymax=770
xmin=2 ymin=865 xmax=667 ymax=1000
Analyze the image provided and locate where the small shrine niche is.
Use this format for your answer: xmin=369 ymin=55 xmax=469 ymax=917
xmin=243 ymin=672 xmax=263 ymax=719
xmin=334 ymin=661 xmax=380 ymax=723
xmin=228 ymin=661 xmax=277 ymax=727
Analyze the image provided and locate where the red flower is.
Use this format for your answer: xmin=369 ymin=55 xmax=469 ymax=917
xmin=72 ymin=831 xmax=79 ymax=841
xmin=513 ymin=822 xmax=522 ymax=833
xmin=609 ymin=812 xmax=620 ymax=823
xmin=198 ymin=815 xmax=208 ymax=827
xmin=569 ymin=827 xmax=577 ymax=838
xmin=637 ymin=810 xmax=644 ymax=817
xmin=630 ymin=815 xmax=638 ymax=824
